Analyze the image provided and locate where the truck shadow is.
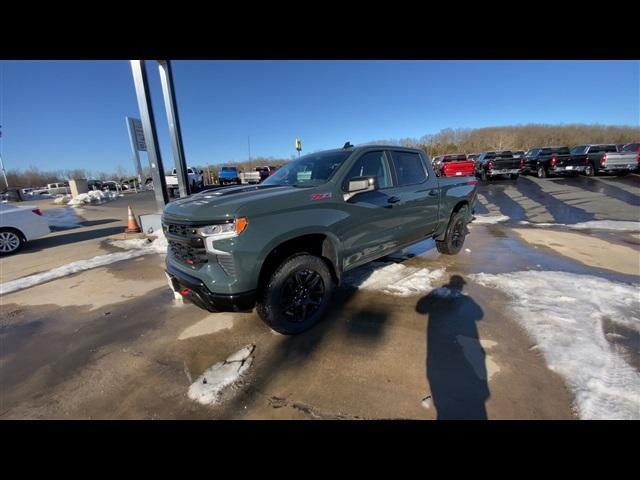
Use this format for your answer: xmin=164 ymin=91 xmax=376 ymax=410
xmin=22 ymin=226 xmax=126 ymax=252
xmin=215 ymin=281 xmax=391 ymax=418
xmin=416 ymin=275 xmax=490 ymax=420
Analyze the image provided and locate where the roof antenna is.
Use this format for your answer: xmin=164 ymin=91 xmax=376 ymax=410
xmin=343 ymin=142 xmax=353 ymax=149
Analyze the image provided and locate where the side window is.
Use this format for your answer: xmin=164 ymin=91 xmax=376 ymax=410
xmin=343 ymin=151 xmax=392 ymax=190
xmin=390 ymin=151 xmax=427 ymax=186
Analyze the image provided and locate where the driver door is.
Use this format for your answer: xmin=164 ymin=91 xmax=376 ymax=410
xmin=336 ymin=150 xmax=404 ymax=270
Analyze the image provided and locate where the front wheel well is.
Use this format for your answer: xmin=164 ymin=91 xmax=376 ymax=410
xmin=257 ymin=234 xmax=340 ymax=295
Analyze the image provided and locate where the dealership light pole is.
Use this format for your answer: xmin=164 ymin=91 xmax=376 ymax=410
xmin=130 ymin=60 xmax=169 ymax=211
xmin=158 ymin=60 xmax=190 ymax=198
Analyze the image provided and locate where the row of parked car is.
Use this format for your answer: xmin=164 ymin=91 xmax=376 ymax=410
xmin=218 ymin=165 xmax=281 ymax=185
xmin=432 ymin=142 xmax=640 ymax=180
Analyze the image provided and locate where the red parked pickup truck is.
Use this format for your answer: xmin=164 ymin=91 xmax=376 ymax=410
xmin=433 ymin=154 xmax=476 ymax=177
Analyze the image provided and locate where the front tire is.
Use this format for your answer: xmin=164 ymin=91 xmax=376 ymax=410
xmin=0 ymin=228 xmax=25 ymax=256
xmin=256 ymin=254 xmax=335 ymax=335
xmin=436 ymin=208 xmax=468 ymax=255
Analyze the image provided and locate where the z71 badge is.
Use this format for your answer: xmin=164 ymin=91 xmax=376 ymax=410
xmin=310 ymin=192 xmax=332 ymax=201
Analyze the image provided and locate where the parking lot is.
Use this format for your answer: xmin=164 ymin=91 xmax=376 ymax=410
xmin=1 ymin=173 xmax=639 ymax=419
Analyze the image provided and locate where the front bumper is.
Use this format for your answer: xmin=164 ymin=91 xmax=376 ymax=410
xmin=166 ymin=263 xmax=256 ymax=312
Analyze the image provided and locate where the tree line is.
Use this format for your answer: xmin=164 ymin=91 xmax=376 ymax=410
xmin=4 ymin=124 xmax=638 ymax=188
xmin=372 ymin=123 xmax=639 ymax=158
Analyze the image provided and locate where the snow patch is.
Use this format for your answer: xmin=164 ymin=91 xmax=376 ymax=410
xmin=519 ymin=220 xmax=640 ymax=232
xmin=188 ymin=345 xmax=255 ymax=405
xmin=108 ymin=230 xmax=167 ymax=254
xmin=344 ymin=261 xmax=445 ymax=297
xmin=470 ymin=270 xmax=640 ymax=420
xmin=472 ymin=214 xmax=510 ymax=224
xmin=0 ymin=232 xmax=168 ymax=295
xmin=53 ymin=194 xmax=72 ymax=205
xmin=68 ymin=190 xmax=117 ymax=206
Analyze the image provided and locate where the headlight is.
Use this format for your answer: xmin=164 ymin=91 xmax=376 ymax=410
xmin=197 ymin=217 xmax=248 ymax=239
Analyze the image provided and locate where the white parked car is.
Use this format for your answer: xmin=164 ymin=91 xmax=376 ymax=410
xmin=47 ymin=182 xmax=71 ymax=195
xmin=0 ymin=204 xmax=51 ymax=255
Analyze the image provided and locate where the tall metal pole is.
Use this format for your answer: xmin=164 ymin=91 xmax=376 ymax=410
xmin=130 ymin=60 xmax=168 ymax=211
xmin=248 ymin=136 xmax=251 ymax=162
xmin=158 ymin=60 xmax=190 ymax=198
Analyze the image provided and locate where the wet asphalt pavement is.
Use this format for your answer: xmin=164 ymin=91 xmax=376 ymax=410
xmin=0 ymin=173 xmax=638 ymax=419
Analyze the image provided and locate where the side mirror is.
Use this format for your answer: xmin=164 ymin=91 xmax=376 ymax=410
xmin=344 ymin=176 xmax=376 ymax=201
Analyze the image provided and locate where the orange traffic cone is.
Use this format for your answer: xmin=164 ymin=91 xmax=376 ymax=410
xmin=125 ymin=205 xmax=141 ymax=233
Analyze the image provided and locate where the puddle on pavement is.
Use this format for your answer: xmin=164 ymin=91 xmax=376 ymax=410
xmin=178 ymin=313 xmax=239 ymax=340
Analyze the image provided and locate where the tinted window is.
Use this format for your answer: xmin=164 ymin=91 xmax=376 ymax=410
xmin=390 ymin=151 xmax=427 ymax=186
xmin=484 ymin=152 xmax=496 ymax=159
xmin=344 ymin=151 xmax=392 ymax=190
xmin=221 ymin=167 xmax=235 ymax=172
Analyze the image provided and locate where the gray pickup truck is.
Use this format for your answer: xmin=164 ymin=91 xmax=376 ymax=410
xmin=163 ymin=144 xmax=478 ymax=334
xmin=570 ymin=144 xmax=636 ymax=176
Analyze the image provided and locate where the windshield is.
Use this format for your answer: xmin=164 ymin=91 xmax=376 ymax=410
xmin=261 ymin=151 xmax=351 ymax=187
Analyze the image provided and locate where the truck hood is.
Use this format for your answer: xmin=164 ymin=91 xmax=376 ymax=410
xmin=162 ymin=184 xmax=301 ymax=222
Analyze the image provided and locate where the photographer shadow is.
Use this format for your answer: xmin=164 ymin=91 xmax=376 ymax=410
xmin=416 ymin=275 xmax=490 ymax=420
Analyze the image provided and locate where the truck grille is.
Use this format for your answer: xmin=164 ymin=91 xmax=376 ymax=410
xmin=164 ymin=222 xmax=208 ymax=267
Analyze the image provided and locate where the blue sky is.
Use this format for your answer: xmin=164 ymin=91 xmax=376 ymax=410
xmin=1 ymin=60 xmax=638 ymax=175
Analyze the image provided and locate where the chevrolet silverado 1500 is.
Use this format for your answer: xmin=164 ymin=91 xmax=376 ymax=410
xmin=163 ymin=144 xmax=478 ymax=334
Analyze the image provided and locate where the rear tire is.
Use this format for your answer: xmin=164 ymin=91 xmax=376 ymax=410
xmin=537 ymin=166 xmax=547 ymax=178
xmin=584 ymin=163 xmax=595 ymax=177
xmin=510 ymin=173 xmax=519 ymax=180
xmin=256 ymin=254 xmax=335 ymax=335
xmin=0 ymin=228 xmax=25 ymax=256
xmin=436 ymin=207 xmax=468 ymax=255
xmin=480 ymin=170 xmax=488 ymax=182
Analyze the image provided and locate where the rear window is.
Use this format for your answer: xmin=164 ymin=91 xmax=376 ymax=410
xmin=571 ymin=146 xmax=587 ymax=154
xmin=443 ymin=154 xmax=467 ymax=162
xmin=589 ymin=145 xmax=617 ymax=153
xmin=390 ymin=151 xmax=427 ymax=186
xmin=221 ymin=167 xmax=236 ymax=172
xmin=497 ymin=151 xmax=514 ymax=158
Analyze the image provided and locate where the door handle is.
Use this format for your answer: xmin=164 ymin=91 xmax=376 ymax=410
xmin=387 ymin=196 xmax=401 ymax=204
xmin=428 ymin=190 xmax=438 ymax=196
